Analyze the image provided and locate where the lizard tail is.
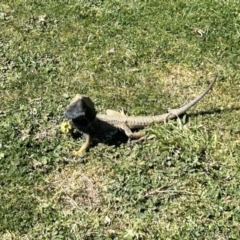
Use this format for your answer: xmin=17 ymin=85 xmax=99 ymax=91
xmin=168 ymin=75 xmax=217 ymax=117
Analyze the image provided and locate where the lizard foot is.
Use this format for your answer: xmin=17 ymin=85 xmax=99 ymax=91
xmin=73 ymin=149 xmax=86 ymax=157
xmin=131 ymin=131 xmax=145 ymax=139
xmin=130 ymin=135 xmax=146 ymax=144
xmin=72 ymin=139 xmax=90 ymax=157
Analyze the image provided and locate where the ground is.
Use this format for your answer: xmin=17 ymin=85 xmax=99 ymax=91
xmin=0 ymin=0 xmax=240 ymax=239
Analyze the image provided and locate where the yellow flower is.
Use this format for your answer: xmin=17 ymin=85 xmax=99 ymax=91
xmin=61 ymin=121 xmax=72 ymax=133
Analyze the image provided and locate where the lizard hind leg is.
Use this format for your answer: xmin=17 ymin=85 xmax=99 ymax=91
xmin=119 ymin=124 xmax=146 ymax=140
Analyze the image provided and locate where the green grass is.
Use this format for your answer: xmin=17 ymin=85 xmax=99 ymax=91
xmin=1 ymin=0 xmax=240 ymax=239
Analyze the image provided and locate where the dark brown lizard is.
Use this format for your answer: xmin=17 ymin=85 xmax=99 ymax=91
xmin=64 ymin=76 xmax=217 ymax=156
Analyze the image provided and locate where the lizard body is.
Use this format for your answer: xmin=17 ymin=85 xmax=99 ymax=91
xmin=65 ymin=76 xmax=216 ymax=156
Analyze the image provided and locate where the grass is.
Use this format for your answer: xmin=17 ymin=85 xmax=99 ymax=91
xmin=1 ymin=0 xmax=240 ymax=239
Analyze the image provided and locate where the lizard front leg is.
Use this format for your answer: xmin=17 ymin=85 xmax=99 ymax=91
xmin=73 ymin=132 xmax=91 ymax=156
xmin=70 ymin=119 xmax=92 ymax=156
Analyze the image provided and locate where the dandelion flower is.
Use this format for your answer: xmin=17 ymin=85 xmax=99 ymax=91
xmin=61 ymin=121 xmax=72 ymax=133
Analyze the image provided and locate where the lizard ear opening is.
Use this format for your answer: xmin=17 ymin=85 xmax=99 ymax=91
xmin=64 ymin=95 xmax=97 ymax=122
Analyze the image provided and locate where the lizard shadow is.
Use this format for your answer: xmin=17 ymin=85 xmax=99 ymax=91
xmin=91 ymin=132 xmax=129 ymax=149
xmin=71 ymin=129 xmax=129 ymax=149
xmin=174 ymin=107 xmax=226 ymax=123
xmin=189 ymin=106 xmax=240 ymax=117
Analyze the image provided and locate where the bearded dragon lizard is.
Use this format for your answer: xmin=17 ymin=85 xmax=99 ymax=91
xmin=64 ymin=76 xmax=216 ymax=156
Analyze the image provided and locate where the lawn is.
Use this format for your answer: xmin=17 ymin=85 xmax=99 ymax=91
xmin=1 ymin=0 xmax=240 ymax=239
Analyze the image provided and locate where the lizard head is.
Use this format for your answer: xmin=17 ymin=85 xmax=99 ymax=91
xmin=64 ymin=94 xmax=97 ymax=124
